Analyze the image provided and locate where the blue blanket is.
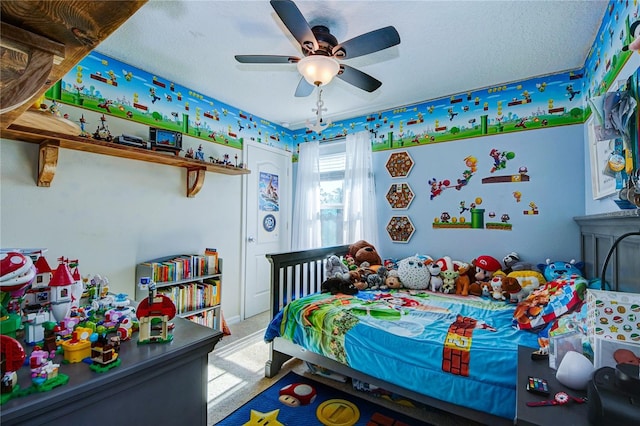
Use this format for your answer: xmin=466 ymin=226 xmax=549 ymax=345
xmin=265 ymin=289 xmax=540 ymax=419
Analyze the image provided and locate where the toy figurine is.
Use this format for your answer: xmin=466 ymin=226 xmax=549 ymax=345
xmin=78 ymin=115 xmax=91 ymax=138
xmin=195 ymin=144 xmax=205 ymax=161
xmin=89 ymin=334 xmax=121 ymax=372
xmin=92 ymin=114 xmax=113 ymax=142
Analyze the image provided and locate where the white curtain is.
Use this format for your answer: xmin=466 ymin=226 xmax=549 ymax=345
xmin=343 ymin=131 xmax=379 ymax=248
xmin=291 ymin=141 xmax=322 ymax=250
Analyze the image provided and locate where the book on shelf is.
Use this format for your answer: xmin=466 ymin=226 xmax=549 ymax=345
xmin=185 ymin=308 xmax=218 ymax=329
xmin=157 ymin=281 xmax=219 ymax=315
xmin=204 ymin=247 xmax=218 ymax=274
xmin=142 ymin=252 xmax=218 ymax=283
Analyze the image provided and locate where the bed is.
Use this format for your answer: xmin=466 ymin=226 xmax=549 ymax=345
xmin=264 ymin=211 xmax=640 ymax=425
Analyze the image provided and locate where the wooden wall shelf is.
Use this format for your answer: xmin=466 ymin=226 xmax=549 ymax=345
xmin=7 ymin=115 xmax=250 ymax=197
xmin=0 ymin=0 xmax=249 ymax=198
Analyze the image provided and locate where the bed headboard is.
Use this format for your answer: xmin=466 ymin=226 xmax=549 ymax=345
xmin=574 ymin=210 xmax=640 ymax=293
xmin=266 ymin=244 xmax=350 ymax=316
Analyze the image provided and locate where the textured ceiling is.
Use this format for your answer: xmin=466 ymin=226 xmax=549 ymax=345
xmin=96 ymin=0 xmax=607 ymax=130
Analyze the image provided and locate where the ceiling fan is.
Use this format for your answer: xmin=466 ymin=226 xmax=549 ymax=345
xmin=235 ymin=0 xmax=401 ymax=97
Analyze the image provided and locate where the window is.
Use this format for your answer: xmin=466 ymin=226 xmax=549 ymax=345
xmin=319 ymin=141 xmax=345 ymax=246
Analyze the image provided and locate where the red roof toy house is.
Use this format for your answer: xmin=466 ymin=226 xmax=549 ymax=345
xmin=136 ymin=284 xmax=176 ymax=344
xmin=49 ymin=258 xmax=74 ymax=323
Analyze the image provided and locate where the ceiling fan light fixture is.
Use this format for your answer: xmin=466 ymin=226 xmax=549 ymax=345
xmin=297 ymin=55 xmax=340 ymax=86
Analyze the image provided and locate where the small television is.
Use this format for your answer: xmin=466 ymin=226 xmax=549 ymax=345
xmin=149 ymin=127 xmax=182 ymax=155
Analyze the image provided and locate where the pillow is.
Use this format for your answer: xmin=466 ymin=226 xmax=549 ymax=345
xmin=513 ymin=274 xmax=588 ymax=331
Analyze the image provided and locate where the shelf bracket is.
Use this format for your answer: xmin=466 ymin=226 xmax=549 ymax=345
xmin=0 ymin=22 xmax=65 ymax=114
xmin=38 ymin=141 xmax=60 ymax=187
xmin=186 ymin=167 xmax=206 ymax=198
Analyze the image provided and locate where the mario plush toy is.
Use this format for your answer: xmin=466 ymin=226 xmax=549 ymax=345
xmin=468 ymin=255 xmax=502 ymax=296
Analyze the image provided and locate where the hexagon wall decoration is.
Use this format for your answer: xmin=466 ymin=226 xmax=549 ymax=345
xmin=385 ymin=151 xmax=414 ymax=178
xmin=386 ymin=183 xmax=415 ymax=209
xmin=386 ymin=215 xmax=415 ymax=243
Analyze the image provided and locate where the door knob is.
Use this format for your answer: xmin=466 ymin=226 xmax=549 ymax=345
xmin=248 ymin=236 xmax=255 ymax=242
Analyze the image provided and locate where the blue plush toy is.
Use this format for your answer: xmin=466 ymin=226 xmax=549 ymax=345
xmin=537 ymin=259 xmax=584 ymax=281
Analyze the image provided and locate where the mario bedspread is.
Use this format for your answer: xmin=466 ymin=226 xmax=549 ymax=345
xmin=265 ymin=289 xmax=540 ymax=419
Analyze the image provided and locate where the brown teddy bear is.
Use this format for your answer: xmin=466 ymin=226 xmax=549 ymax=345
xmin=348 ymin=240 xmax=382 ymax=268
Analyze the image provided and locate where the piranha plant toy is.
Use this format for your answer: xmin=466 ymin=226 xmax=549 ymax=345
xmin=1 ymin=252 xmax=36 ymax=338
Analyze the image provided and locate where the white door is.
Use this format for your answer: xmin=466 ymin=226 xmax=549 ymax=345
xmin=242 ymin=141 xmax=292 ymax=319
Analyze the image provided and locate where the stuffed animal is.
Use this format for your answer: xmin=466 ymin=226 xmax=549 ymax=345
xmin=384 ymin=269 xmax=403 ymax=289
xmin=325 ymin=255 xmax=349 ymax=278
xmin=468 ymin=255 xmax=502 ymax=296
xmin=436 ymin=256 xmax=459 ymax=294
xmin=489 ymin=275 xmax=506 ymax=301
xmin=366 ymin=268 xmax=385 ymax=290
xmin=348 ymin=240 xmax=382 ymax=268
xmin=502 ymin=276 xmax=525 ymax=303
xmin=397 ymin=255 xmax=430 ymax=290
xmin=506 ymin=270 xmax=546 ymax=299
xmin=427 ymin=261 xmax=443 ymax=292
xmin=343 ymin=254 xmax=357 ymax=270
xmin=502 ymin=252 xmax=535 ymax=274
xmin=454 ymin=262 xmax=472 ymax=296
xmin=321 ymin=276 xmax=358 ymax=295
xmin=383 ymin=258 xmax=398 ymax=270
xmin=344 ymin=270 xmax=368 ymax=291
xmin=537 ymin=259 xmax=584 ymax=281
xmin=440 ymin=269 xmax=458 ymax=294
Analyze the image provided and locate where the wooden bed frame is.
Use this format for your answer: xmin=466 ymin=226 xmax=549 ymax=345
xmin=265 ymin=212 xmax=639 ymax=425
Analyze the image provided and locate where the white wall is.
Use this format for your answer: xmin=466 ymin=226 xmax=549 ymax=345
xmin=1 ymin=106 xmax=245 ymax=324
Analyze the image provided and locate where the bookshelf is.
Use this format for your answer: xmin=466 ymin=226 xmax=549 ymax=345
xmin=135 ymin=250 xmax=222 ymax=331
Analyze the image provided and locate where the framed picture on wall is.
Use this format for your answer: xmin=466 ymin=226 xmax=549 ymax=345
xmin=588 ymin=117 xmax=618 ymax=199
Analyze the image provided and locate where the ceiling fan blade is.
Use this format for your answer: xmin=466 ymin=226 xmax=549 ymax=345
xmin=294 ymin=77 xmax=314 ymax=97
xmin=337 ymin=65 xmax=382 ymax=93
xmin=270 ymin=0 xmax=318 ymax=53
xmin=332 ymin=26 xmax=400 ymax=60
xmin=235 ymin=55 xmax=299 ymax=64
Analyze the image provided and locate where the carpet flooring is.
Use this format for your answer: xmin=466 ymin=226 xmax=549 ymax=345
xmin=207 ymin=312 xmax=483 ymax=426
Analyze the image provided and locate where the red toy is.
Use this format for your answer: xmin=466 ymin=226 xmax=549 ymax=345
xmin=468 ymin=255 xmax=502 ymax=296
